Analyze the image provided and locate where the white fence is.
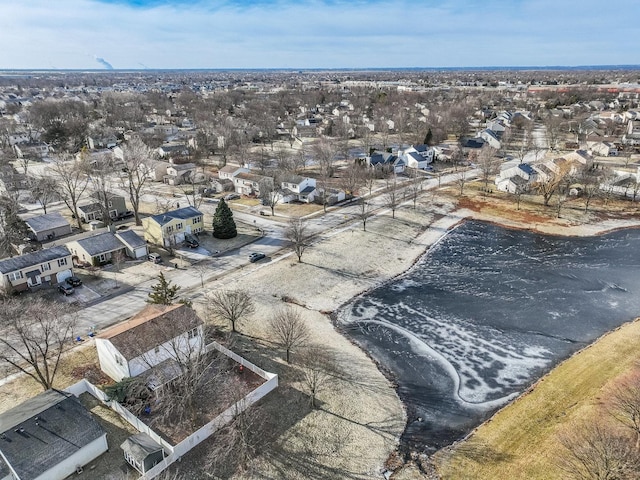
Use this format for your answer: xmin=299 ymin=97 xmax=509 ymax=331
xmin=66 ymin=340 xmax=278 ymax=480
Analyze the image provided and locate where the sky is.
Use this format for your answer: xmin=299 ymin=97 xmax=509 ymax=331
xmin=1 ymin=0 xmax=638 ymax=70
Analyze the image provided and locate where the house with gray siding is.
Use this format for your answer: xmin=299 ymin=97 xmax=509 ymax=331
xmin=24 ymin=213 xmax=72 ymax=242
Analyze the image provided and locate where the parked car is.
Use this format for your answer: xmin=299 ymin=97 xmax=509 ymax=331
xmin=224 ymin=193 xmax=240 ymax=201
xmin=66 ymin=276 xmax=82 ymax=287
xmin=58 ymin=283 xmax=75 ymax=295
xmin=184 ymin=233 xmax=199 ymax=248
xmin=117 ymin=210 xmax=134 ymax=220
xmin=248 ymin=252 xmax=266 ymax=263
xmin=259 ymin=210 xmax=269 ymax=216
xmin=148 ymin=253 xmax=163 ymax=263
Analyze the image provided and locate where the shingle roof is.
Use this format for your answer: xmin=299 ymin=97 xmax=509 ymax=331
xmin=149 ymin=207 xmax=203 ymax=227
xmin=121 ymin=433 xmax=163 ymax=462
xmin=74 ymin=232 xmax=125 ymax=256
xmin=518 ymin=163 xmax=536 ymax=175
xmin=0 ymin=246 xmax=71 ymax=274
xmin=115 ymin=230 xmax=146 ymax=249
xmin=78 ymin=202 xmax=102 ymax=214
xmin=0 ymin=390 xmax=106 ymax=480
xmin=97 ymin=304 xmax=203 ymax=360
xmin=24 ymin=212 xmax=70 ymax=233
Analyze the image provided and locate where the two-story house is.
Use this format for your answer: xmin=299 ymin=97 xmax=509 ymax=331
xmin=280 ymin=175 xmax=317 ymax=203
xmin=142 ymin=206 xmax=204 ymax=248
xmin=164 ymin=162 xmax=196 ymax=186
xmin=0 ymin=246 xmax=73 ymax=292
xmin=78 ymin=192 xmax=129 ymax=223
xmin=233 ymin=172 xmax=274 ymax=197
xmin=95 ymin=304 xmax=205 ymax=383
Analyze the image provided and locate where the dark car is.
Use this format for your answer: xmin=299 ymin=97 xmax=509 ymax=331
xmin=248 ymin=252 xmax=266 ymax=263
xmin=117 ymin=210 xmax=134 ymax=220
xmin=58 ymin=283 xmax=75 ymax=295
xmin=184 ymin=233 xmax=199 ymax=248
xmin=66 ymin=276 xmax=82 ymax=287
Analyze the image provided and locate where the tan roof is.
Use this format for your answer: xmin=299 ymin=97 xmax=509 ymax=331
xmin=98 ymin=304 xmax=203 ymax=360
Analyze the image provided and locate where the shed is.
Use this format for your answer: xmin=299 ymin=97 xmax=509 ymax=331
xmin=121 ymin=433 xmax=165 ymax=474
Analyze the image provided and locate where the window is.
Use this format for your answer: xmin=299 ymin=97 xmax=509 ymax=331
xmin=193 ymin=216 xmax=202 ymax=224
xmin=115 ymin=355 xmax=124 ymax=366
xmin=175 ymin=222 xmax=183 ymax=230
xmin=41 ymin=262 xmax=51 ymax=271
xmin=98 ymin=254 xmax=107 ymax=263
xmin=7 ymin=271 xmax=22 ymax=282
xmin=166 ymin=225 xmax=173 ymax=234
xmin=188 ymin=328 xmax=198 ymax=339
xmin=154 ymin=346 xmax=160 ymax=354
xmin=108 ymin=201 xmax=113 ymax=208
xmin=58 ymin=257 xmax=68 ymax=267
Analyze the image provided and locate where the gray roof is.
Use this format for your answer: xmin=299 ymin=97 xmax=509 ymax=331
xmin=0 ymin=246 xmax=71 ymax=274
xmin=24 ymin=212 xmax=70 ymax=233
xmin=0 ymin=390 xmax=106 ymax=480
xmin=78 ymin=202 xmax=102 ymax=214
xmin=73 ymin=232 xmax=125 ymax=256
xmin=518 ymin=163 xmax=536 ymax=175
xmin=149 ymin=206 xmax=202 ymax=227
xmin=121 ymin=433 xmax=162 ymax=461
xmin=115 ymin=230 xmax=146 ymax=249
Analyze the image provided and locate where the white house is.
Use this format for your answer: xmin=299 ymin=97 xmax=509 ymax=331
xmin=495 ymin=163 xmax=538 ymax=194
xmin=280 ymin=175 xmax=317 ymax=203
xmin=0 ymin=390 xmax=108 ymax=480
xmin=95 ymin=304 xmax=205 ymax=383
xmin=218 ymin=165 xmax=249 ymax=180
xmin=477 ymin=129 xmax=501 ymax=149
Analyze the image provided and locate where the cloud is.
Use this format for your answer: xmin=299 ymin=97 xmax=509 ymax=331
xmin=94 ymin=56 xmax=114 ymax=69
xmin=0 ymin=0 xmax=638 ymax=69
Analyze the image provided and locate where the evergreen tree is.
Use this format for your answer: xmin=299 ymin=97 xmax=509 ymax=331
xmin=147 ymin=272 xmax=180 ymax=305
xmin=212 ymin=198 xmax=237 ymax=239
xmin=424 ymin=128 xmax=433 ymax=146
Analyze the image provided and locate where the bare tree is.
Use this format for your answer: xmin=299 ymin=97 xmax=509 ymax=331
xmin=119 ymin=136 xmax=154 ymax=226
xmin=285 ymin=217 xmax=310 ymax=263
xmin=606 ymin=370 xmax=640 ymax=450
xmin=535 ymin=162 xmax=572 ymax=207
xmin=556 ymin=420 xmax=640 ymax=480
xmin=454 ymin=169 xmax=468 ymax=196
xmin=579 ymin=167 xmax=604 ymax=213
xmin=111 ymin=250 xmax=126 ymax=288
xmin=339 ymin=163 xmax=364 ymax=201
xmin=84 ymin=151 xmax=118 ymax=226
xmin=0 ymin=298 xmax=77 ymax=391
xmin=29 ymin=175 xmax=60 ymax=215
xmin=299 ymin=345 xmax=335 ymax=409
xmin=206 ymin=290 xmax=255 ymax=333
xmin=358 ymin=199 xmax=373 ymax=231
xmin=384 ymin=174 xmax=401 ymax=219
xmin=48 ymin=154 xmax=90 ymax=229
xmin=476 ymin=146 xmax=500 ymax=193
xmin=258 ymin=177 xmax=280 ymax=216
xmin=269 ymin=306 xmax=309 ymax=364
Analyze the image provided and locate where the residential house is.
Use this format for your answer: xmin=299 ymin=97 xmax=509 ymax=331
xmin=623 ymin=120 xmax=640 ymax=145
xmin=87 ymin=134 xmax=118 ymax=150
xmin=65 ymin=232 xmax=127 ymax=266
xmin=0 ymin=390 xmax=108 ymax=480
xmin=13 ymin=142 xmax=50 ymax=160
xmin=95 ymin=304 xmax=205 ymax=382
xmin=151 ymin=161 xmax=171 ymax=182
xmin=588 ymin=141 xmax=618 ymax=157
xmin=477 ymin=129 xmax=502 ymax=149
xmin=217 ymin=165 xmax=249 ymax=180
xmin=164 ymin=162 xmax=196 ymax=186
xmin=399 ymin=144 xmax=435 ymax=170
xmin=366 ymin=151 xmax=398 ymax=172
xmin=233 ymin=172 xmax=274 ymax=196
xmin=142 ymin=206 xmax=204 ymax=248
xmin=24 ymin=212 xmax=72 ymax=242
xmin=495 ymin=163 xmax=538 ymax=194
xmin=156 ymin=143 xmax=188 ymax=159
xmin=78 ymin=192 xmax=128 ymax=223
xmin=121 ymin=433 xmax=166 ymax=476
xmin=115 ymin=230 xmax=148 ymax=259
xmin=280 ymin=175 xmax=317 ymax=203
xmin=0 ymin=246 xmax=73 ymax=292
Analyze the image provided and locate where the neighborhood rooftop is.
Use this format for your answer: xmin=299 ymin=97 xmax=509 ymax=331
xmin=74 ymin=232 xmax=126 ymax=256
xmin=149 ymin=206 xmax=202 ymax=226
xmin=97 ymin=304 xmax=203 ymax=360
xmin=0 ymin=245 xmax=70 ymax=273
xmin=0 ymin=390 xmax=105 ymax=480
xmin=24 ymin=212 xmax=70 ymax=232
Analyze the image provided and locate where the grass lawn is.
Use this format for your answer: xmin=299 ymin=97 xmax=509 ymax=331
xmin=432 ymin=318 xmax=640 ymax=479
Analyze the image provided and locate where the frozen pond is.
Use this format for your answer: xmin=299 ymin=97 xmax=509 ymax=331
xmin=337 ymin=221 xmax=640 ymax=452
